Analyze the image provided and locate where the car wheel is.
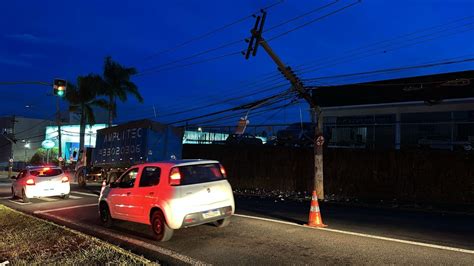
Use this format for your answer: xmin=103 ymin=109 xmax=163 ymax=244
xmin=61 ymin=194 xmax=70 ymax=200
xmin=78 ymin=172 xmax=86 ymax=187
xmin=99 ymin=202 xmax=113 ymax=228
xmin=151 ymin=211 xmax=174 ymax=242
xmin=213 ymin=217 xmax=231 ymax=228
xmin=21 ymin=189 xmax=29 ymax=203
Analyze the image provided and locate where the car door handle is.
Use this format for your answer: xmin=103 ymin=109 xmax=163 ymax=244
xmin=148 ymin=192 xmax=154 ymax=196
xmin=126 ymin=192 xmax=131 ymax=196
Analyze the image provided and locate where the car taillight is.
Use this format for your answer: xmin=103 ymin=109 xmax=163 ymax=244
xmin=61 ymin=176 xmax=69 ymax=183
xmin=219 ymin=164 xmax=227 ymax=178
xmin=26 ymin=178 xmax=35 ymax=185
xmin=169 ymin=168 xmax=181 ymax=186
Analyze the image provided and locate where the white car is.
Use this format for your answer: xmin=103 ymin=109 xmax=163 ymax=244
xmin=11 ymin=166 xmax=70 ymax=202
xmin=98 ymin=160 xmax=235 ymax=242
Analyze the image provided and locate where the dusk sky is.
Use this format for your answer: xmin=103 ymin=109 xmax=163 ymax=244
xmin=1 ymin=0 xmax=473 ymax=126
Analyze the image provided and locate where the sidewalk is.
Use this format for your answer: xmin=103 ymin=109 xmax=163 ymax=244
xmin=0 ymin=171 xmax=13 ymax=185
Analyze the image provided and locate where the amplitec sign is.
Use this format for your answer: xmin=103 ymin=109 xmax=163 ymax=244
xmin=94 ymin=127 xmax=148 ymax=164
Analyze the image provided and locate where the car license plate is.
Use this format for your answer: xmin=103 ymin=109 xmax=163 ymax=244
xmin=202 ymin=209 xmax=220 ymax=219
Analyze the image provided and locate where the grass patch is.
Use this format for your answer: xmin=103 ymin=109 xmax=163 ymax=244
xmin=0 ymin=205 xmax=156 ymax=265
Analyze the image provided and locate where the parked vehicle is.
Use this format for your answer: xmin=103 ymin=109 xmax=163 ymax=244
xmin=277 ymin=122 xmax=315 ymax=147
xmin=98 ymin=159 xmax=235 ymax=241
xmin=76 ymin=119 xmax=184 ymax=186
xmin=225 ymin=133 xmax=263 ymax=145
xmin=417 ymin=136 xmax=472 ymax=151
xmin=11 ymin=166 xmax=70 ymax=202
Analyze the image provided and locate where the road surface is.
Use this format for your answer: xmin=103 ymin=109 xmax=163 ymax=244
xmin=1 ymin=180 xmax=473 ymax=265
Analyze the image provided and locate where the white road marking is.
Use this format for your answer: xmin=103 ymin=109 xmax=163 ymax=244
xmin=37 ymin=212 xmax=208 ymax=265
xmin=69 ymin=195 xmax=82 ymax=199
xmin=234 ymin=214 xmax=474 ymax=255
xmin=71 ymin=191 xmax=98 ymax=197
xmin=33 ymin=203 xmax=98 ymax=214
xmin=0 ymin=196 xmax=12 ymax=200
xmin=7 ymin=200 xmax=31 ymax=205
xmin=38 ymin=197 xmax=58 ymax=202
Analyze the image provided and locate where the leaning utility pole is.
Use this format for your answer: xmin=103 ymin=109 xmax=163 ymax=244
xmin=245 ymin=10 xmax=325 ymax=199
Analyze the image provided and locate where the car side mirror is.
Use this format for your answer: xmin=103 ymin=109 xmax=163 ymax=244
xmin=109 ymin=182 xmax=118 ymax=188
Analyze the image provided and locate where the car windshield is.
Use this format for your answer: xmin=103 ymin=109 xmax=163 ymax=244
xmin=177 ymin=163 xmax=224 ymax=185
xmin=29 ymin=168 xmax=63 ymax=177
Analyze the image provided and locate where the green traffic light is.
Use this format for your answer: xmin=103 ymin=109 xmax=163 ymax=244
xmin=57 ymin=90 xmax=65 ymax=97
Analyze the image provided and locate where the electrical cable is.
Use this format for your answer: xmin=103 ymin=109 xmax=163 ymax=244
xmin=183 ymin=92 xmax=298 ymax=126
xmin=116 ymin=81 xmax=290 ymax=122
xmin=142 ymin=0 xmax=284 ymax=61
xmin=263 ymin=0 xmax=340 ymax=33
xmin=168 ymin=90 xmax=294 ymax=125
xmin=293 ymin=15 xmax=474 ymax=72
xmin=303 ymin=57 xmax=474 ymax=84
xmin=267 ymin=0 xmax=361 ymax=42
xmin=294 ymin=16 xmax=474 ymax=75
xmin=135 ymin=50 xmax=242 ymax=77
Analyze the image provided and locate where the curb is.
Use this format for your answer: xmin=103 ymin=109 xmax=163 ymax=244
xmin=234 ymin=192 xmax=474 ymax=217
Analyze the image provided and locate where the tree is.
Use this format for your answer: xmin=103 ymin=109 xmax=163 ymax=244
xmin=66 ymin=75 xmax=108 ymax=159
xmin=102 ymin=56 xmax=143 ymax=127
xmin=30 ymin=147 xmax=58 ymax=165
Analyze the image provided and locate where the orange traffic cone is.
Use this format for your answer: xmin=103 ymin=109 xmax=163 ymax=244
xmin=305 ymin=190 xmax=327 ymax=228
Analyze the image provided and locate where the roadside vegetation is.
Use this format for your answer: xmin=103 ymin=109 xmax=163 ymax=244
xmin=0 ymin=205 xmax=155 ymax=265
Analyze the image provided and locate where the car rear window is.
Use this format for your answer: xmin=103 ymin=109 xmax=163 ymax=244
xmin=30 ymin=168 xmax=63 ymax=177
xmin=178 ymin=163 xmax=224 ymax=185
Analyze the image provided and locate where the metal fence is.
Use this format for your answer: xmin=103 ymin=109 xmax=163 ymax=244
xmin=184 ymin=119 xmax=474 ymax=151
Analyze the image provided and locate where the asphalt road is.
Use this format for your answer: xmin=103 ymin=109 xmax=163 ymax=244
xmin=1 ymin=180 xmax=473 ymax=265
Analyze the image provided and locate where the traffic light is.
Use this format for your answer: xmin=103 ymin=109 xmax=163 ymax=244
xmin=53 ymin=79 xmax=67 ymax=97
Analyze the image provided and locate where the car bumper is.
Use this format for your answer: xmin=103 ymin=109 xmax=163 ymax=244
xmin=24 ymin=183 xmax=70 ymax=198
xmin=180 ymin=206 xmax=233 ymax=228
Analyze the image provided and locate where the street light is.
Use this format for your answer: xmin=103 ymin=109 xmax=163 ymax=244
xmin=24 ymin=142 xmax=30 ymax=163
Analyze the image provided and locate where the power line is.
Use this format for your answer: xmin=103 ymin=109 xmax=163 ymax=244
xmin=135 ymin=50 xmax=242 ymax=77
xmin=14 ymin=114 xmax=57 ymax=136
xmin=117 ymin=81 xmax=290 ymax=122
xmin=196 ymin=95 xmax=299 ymax=126
xmin=263 ymin=0 xmax=340 ymax=33
xmin=303 ymin=57 xmax=474 ymax=85
xmin=124 ymin=72 xmax=287 ymax=118
xmin=295 ymin=14 xmax=474 ymax=72
xmin=304 ymin=54 xmax=474 ymax=86
xmin=142 ymin=0 xmax=284 ymax=61
xmin=134 ymin=1 xmax=358 ymax=77
xmin=294 ymin=15 xmax=474 ymax=75
xmin=298 ymin=24 xmax=474 ymax=76
xmin=267 ymin=0 xmax=361 ymax=42
xmin=168 ymin=90 xmax=293 ymax=125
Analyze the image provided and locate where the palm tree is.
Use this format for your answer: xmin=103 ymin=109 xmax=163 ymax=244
xmin=66 ymin=74 xmax=108 ymax=159
xmin=102 ymin=56 xmax=143 ymax=127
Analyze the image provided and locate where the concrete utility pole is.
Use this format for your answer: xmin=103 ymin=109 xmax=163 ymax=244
xmin=245 ymin=10 xmax=325 ymax=199
xmin=4 ymin=115 xmax=17 ymax=178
